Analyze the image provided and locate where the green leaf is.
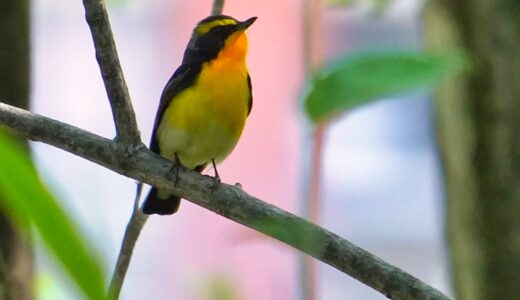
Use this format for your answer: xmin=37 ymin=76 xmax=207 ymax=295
xmin=0 ymin=132 xmax=105 ymax=299
xmin=304 ymin=51 xmax=468 ymax=123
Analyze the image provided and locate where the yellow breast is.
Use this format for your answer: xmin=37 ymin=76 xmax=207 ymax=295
xmin=157 ymin=32 xmax=250 ymax=169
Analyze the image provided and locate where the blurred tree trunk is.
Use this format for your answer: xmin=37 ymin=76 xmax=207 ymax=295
xmin=424 ymin=1 xmax=520 ymax=299
xmin=0 ymin=0 xmax=33 ymax=299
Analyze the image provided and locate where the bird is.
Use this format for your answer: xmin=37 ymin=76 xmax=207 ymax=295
xmin=142 ymin=15 xmax=257 ymax=215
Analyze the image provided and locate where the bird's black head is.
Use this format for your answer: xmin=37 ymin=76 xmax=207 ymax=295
xmin=182 ymin=15 xmax=257 ymax=65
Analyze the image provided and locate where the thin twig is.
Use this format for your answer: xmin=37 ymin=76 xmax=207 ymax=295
xmin=107 ymin=184 xmax=148 ymax=300
xmin=0 ymin=102 xmax=452 ymax=300
xmin=133 ymin=182 xmax=143 ymax=214
xmin=82 ymin=0 xmax=141 ymax=143
xmin=300 ymin=0 xmax=323 ymax=298
xmin=211 ymin=0 xmax=225 ymax=15
xmin=300 ymin=125 xmax=325 ymax=300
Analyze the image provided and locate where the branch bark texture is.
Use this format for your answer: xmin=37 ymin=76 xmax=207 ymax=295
xmin=0 ymin=103 xmax=451 ymax=300
xmin=82 ymin=0 xmax=140 ymax=143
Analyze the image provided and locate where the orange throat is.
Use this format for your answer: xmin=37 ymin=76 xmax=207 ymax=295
xmin=219 ymin=31 xmax=249 ymax=62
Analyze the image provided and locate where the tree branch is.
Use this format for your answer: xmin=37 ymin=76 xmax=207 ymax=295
xmin=82 ymin=0 xmax=141 ymax=143
xmin=211 ymin=0 xmax=225 ymax=15
xmin=107 ymin=184 xmax=148 ymax=300
xmin=81 ymin=1 xmax=147 ymax=296
xmin=0 ymin=102 xmax=452 ymax=300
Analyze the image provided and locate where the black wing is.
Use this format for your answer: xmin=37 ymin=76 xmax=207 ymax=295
xmin=149 ymin=64 xmax=202 ymax=153
xmin=247 ymin=73 xmax=253 ymax=116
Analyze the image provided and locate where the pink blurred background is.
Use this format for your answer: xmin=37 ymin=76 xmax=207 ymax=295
xmin=31 ymin=0 xmax=449 ymax=299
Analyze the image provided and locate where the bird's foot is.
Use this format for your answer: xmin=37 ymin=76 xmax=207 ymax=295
xmin=211 ymin=159 xmax=221 ymax=182
xmin=209 ymin=159 xmax=221 ymax=195
xmin=210 ymin=174 xmax=221 ymax=192
xmin=167 ymin=153 xmax=180 ymax=187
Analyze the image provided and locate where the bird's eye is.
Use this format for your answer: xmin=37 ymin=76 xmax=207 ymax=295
xmin=211 ymin=26 xmax=225 ymax=34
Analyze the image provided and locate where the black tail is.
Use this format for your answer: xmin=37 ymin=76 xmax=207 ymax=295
xmin=142 ymin=187 xmax=181 ymax=215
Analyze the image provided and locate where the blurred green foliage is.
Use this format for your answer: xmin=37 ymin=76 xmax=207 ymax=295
xmin=327 ymin=0 xmax=390 ymax=9
xmin=207 ymin=276 xmax=241 ymax=300
xmin=36 ymin=273 xmax=69 ymax=300
xmin=304 ymin=51 xmax=467 ymax=123
xmin=0 ymin=131 xmax=105 ymax=299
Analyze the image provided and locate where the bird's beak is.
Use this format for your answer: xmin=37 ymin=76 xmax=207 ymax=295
xmin=236 ymin=17 xmax=257 ymax=31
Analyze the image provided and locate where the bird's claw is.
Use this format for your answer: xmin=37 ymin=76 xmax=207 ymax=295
xmin=166 ymin=153 xmax=180 ymax=187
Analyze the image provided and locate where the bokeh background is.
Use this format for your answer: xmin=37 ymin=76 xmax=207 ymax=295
xmin=31 ymin=0 xmax=449 ymax=299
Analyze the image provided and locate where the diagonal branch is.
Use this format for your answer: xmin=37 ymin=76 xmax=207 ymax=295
xmin=0 ymin=102 xmax=452 ymax=300
xmin=82 ymin=0 xmax=141 ymax=144
xmin=107 ymin=182 xmax=148 ymax=300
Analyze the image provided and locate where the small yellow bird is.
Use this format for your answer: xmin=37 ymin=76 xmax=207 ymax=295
xmin=143 ymin=15 xmax=257 ymax=215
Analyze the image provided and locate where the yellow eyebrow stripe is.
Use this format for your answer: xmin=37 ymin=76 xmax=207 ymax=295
xmin=196 ymin=19 xmax=237 ymax=35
